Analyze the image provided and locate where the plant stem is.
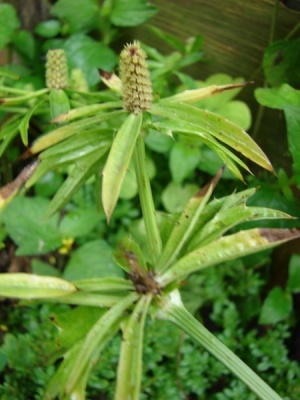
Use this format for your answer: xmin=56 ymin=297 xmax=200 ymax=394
xmin=161 ymin=293 xmax=282 ymax=400
xmin=133 ymin=134 xmax=162 ymax=265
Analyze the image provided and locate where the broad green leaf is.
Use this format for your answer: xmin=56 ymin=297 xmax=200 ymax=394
xmin=0 ymin=273 xmax=76 ymax=298
xmin=30 ymin=110 xmax=124 ymax=154
xmin=48 ymin=306 xmax=105 ymax=360
xmin=19 ymin=99 xmax=46 ymax=145
xmin=145 ymin=129 xmax=174 ymax=153
xmin=159 ymin=228 xmax=300 ymax=286
xmin=34 ymin=171 xmax=64 ymax=198
xmin=284 ymin=105 xmax=300 ymax=189
xmin=157 ymin=169 xmax=222 ymax=273
xmin=259 ymin=287 xmax=292 ymax=324
xmin=263 ymin=38 xmax=300 ymax=87
xmin=63 ymin=239 xmax=123 ymax=281
xmin=45 ymin=148 xmax=107 ymax=217
xmin=49 ymin=89 xmax=70 ymax=121
xmin=11 ymin=29 xmax=35 ymax=61
xmin=151 ymin=102 xmax=273 ymax=173
xmin=198 ymin=146 xmax=238 ymax=179
xmin=0 ymin=196 xmax=61 ymax=255
xmin=73 ymin=277 xmax=133 ymax=292
xmin=169 ymin=142 xmax=201 ymax=184
xmin=102 ymin=112 xmax=142 ymax=222
xmin=35 ymin=20 xmax=62 ymax=38
xmin=51 ymin=0 xmax=99 ymax=33
xmin=65 ymin=293 xmax=138 ymax=393
xmin=59 ymin=206 xmax=102 ymax=238
xmin=120 ymin=166 xmax=138 ymax=199
xmin=62 ymin=34 xmax=117 ymax=86
xmin=115 ymin=295 xmax=152 ymax=400
xmin=0 ymin=4 xmax=20 ymax=49
xmin=255 ymin=84 xmax=300 ymax=109
xmin=161 ymin=182 xmax=199 ymax=213
xmin=31 ymin=259 xmax=60 ymax=277
xmin=111 ymin=0 xmax=157 ymax=27
xmin=188 ymin=205 xmax=293 ymax=250
xmin=287 ymin=254 xmax=300 ymax=293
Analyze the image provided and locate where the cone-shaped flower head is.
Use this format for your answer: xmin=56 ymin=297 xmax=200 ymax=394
xmin=119 ymin=41 xmax=152 ymax=114
xmin=46 ymin=49 xmax=68 ymax=90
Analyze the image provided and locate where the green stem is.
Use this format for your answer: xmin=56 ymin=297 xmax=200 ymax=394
xmin=133 ymin=134 xmax=162 ymax=265
xmin=160 ymin=292 xmax=282 ymax=400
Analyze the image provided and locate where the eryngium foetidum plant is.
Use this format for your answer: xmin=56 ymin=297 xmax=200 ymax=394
xmin=0 ymin=41 xmax=298 ymax=400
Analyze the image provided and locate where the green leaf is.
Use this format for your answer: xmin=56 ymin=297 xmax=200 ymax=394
xmin=73 ymin=277 xmax=133 ymax=292
xmin=49 ymin=89 xmax=70 ymax=121
xmin=35 ymin=20 xmax=62 ymax=38
xmin=31 ymin=259 xmax=60 ymax=277
xmin=62 ymin=34 xmax=117 ymax=87
xmin=49 ymin=306 xmax=105 ymax=359
xmin=65 ymin=293 xmax=138 ymax=394
xmin=59 ymin=206 xmax=102 ymax=238
xmin=45 ymin=148 xmax=108 ymax=217
xmin=63 ymin=239 xmax=123 ymax=281
xmin=111 ymin=0 xmax=157 ymax=27
xmin=102 ymin=113 xmax=142 ymax=222
xmin=259 ymin=287 xmax=292 ymax=324
xmin=151 ymin=102 xmax=273 ymax=173
xmin=169 ymin=142 xmax=201 ymax=184
xmin=0 ymin=4 xmax=20 ymax=49
xmin=160 ymin=228 xmax=300 ymax=286
xmin=157 ymin=169 xmax=222 ymax=273
xmin=283 ymin=105 xmax=300 ymax=189
xmin=161 ymin=182 xmax=198 ymax=213
xmin=30 ymin=109 xmax=123 ymax=154
xmin=0 ymin=196 xmax=62 ymax=255
xmin=34 ymin=171 xmax=64 ymax=198
xmin=287 ymin=254 xmax=300 ymax=293
xmin=263 ymin=38 xmax=300 ymax=87
xmin=114 ymin=235 xmax=148 ymax=273
xmin=189 ymin=205 xmax=293 ymax=250
xmin=19 ymin=99 xmax=46 ymax=146
xmin=115 ymin=295 xmax=152 ymax=399
xmin=0 ymin=273 xmax=76 ymax=299
xmin=145 ymin=129 xmax=174 ymax=153
xmin=51 ymin=0 xmax=99 ymax=33
xmin=255 ymin=84 xmax=300 ymax=109
xmin=11 ymin=30 xmax=35 ymax=60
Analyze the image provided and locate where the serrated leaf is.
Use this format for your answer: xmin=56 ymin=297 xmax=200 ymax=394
xmin=160 ymin=228 xmax=300 ymax=286
xmin=259 ymin=287 xmax=292 ymax=324
xmin=102 ymin=113 xmax=142 ymax=222
xmin=0 ymin=273 xmax=76 ymax=298
xmin=151 ymin=102 xmax=273 ymax=173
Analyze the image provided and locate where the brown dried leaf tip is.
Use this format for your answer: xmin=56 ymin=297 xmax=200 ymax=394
xmin=119 ymin=41 xmax=152 ymax=114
